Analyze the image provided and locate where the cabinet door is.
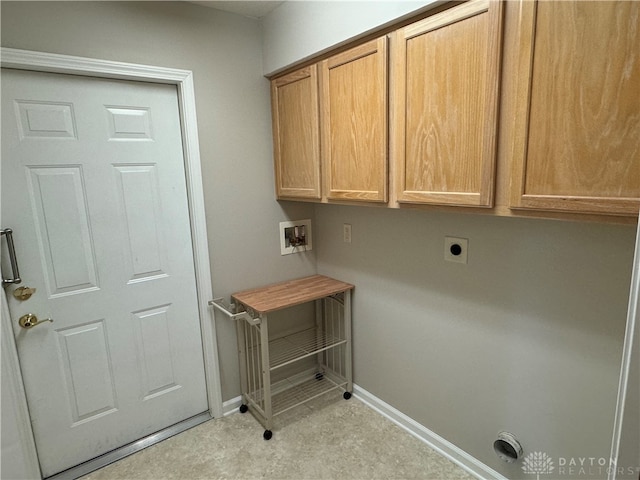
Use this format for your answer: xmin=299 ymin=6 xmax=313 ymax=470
xmin=510 ymin=1 xmax=640 ymax=216
xmin=391 ymin=0 xmax=503 ymax=207
xmin=271 ymin=66 xmax=321 ymax=200
xmin=321 ymin=37 xmax=388 ymax=202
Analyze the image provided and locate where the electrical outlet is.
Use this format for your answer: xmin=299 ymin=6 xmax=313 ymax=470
xmin=444 ymin=236 xmax=468 ymax=264
xmin=343 ymin=224 xmax=352 ymax=243
xmin=279 ymin=219 xmax=312 ymax=255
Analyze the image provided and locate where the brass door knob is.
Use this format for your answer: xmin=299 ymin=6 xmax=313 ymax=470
xmin=18 ymin=313 xmax=53 ymax=329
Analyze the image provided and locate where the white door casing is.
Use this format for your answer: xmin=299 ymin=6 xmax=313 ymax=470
xmin=1 ymin=288 xmax=41 ymax=480
xmin=609 ymin=210 xmax=640 ymax=479
xmin=0 ymin=48 xmax=223 ymax=477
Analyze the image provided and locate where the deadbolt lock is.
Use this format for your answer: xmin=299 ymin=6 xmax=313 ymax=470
xmin=18 ymin=313 xmax=53 ymax=329
xmin=13 ymin=286 xmax=36 ymax=301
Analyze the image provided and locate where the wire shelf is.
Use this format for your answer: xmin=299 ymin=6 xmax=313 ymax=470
xmin=272 ymin=374 xmax=346 ymax=416
xmin=267 ymin=327 xmax=346 ymax=371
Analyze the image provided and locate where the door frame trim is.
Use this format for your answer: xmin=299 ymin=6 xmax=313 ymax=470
xmin=1 ymin=289 xmax=42 ymax=479
xmin=1 ymin=47 xmax=223 ymax=474
xmin=608 ymin=211 xmax=640 ymax=479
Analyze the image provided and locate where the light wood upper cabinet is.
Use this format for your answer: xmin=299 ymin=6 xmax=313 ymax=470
xmin=391 ymin=0 xmax=504 ymax=207
xmin=269 ymin=0 xmax=637 ymax=222
xmin=321 ymin=37 xmax=388 ymax=202
xmin=510 ymin=1 xmax=640 ymax=216
xmin=271 ymin=65 xmax=321 ymax=200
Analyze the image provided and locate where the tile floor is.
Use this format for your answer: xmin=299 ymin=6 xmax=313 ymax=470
xmin=83 ymin=394 xmax=475 ymax=480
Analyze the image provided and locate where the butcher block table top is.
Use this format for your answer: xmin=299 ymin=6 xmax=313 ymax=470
xmin=231 ymin=275 xmax=354 ymax=315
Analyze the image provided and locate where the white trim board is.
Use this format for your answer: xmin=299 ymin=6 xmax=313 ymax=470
xmin=353 ymin=385 xmax=507 ymax=480
xmin=1 ymin=47 xmax=223 ymax=476
xmin=609 ymin=211 xmax=640 ymax=480
xmin=1 ymin=289 xmax=42 ymax=480
xmin=223 ymin=395 xmax=243 ymax=416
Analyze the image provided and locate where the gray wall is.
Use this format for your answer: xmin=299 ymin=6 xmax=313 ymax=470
xmin=262 ymin=0 xmax=437 ymax=75
xmin=315 ymin=205 xmax=635 ymax=478
xmin=0 ymin=1 xmax=316 ymax=400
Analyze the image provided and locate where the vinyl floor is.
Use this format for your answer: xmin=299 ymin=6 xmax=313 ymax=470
xmin=83 ymin=393 xmax=476 ymax=480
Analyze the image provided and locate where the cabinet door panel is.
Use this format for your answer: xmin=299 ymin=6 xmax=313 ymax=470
xmin=271 ymin=66 xmax=321 ymax=200
xmin=510 ymin=1 xmax=640 ymax=215
xmin=322 ymin=37 xmax=388 ymax=202
xmin=392 ymin=0 xmax=503 ymax=207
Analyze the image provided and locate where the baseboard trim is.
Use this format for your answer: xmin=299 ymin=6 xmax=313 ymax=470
xmin=222 ymin=395 xmax=243 ymax=416
xmin=353 ymin=384 xmax=507 ymax=480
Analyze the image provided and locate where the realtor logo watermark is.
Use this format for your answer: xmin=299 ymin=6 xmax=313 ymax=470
xmin=522 ymin=452 xmax=554 ymax=480
xmin=522 ymin=451 xmax=639 ymax=478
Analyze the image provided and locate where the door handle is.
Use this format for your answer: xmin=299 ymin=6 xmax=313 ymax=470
xmin=18 ymin=313 xmax=53 ymax=329
xmin=1 ymin=228 xmax=22 ymax=286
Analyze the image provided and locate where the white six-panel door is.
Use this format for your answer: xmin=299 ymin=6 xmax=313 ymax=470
xmin=1 ymin=69 xmax=208 ymax=477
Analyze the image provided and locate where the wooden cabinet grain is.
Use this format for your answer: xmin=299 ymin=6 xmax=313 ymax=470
xmin=510 ymin=0 xmax=640 ymax=216
xmin=391 ymin=0 xmax=504 ymax=207
xmin=269 ymin=0 xmax=639 ymax=222
xmin=321 ymin=37 xmax=388 ymax=202
xmin=271 ymin=66 xmax=321 ymax=200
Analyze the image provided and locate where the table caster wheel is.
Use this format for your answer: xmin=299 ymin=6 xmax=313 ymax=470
xmin=343 ymin=391 xmax=352 ymax=400
xmin=263 ymin=430 xmax=273 ymax=440
xmin=239 ymin=404 xmax=248 ymax=413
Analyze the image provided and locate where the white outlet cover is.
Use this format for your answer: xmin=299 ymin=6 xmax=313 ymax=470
xmin=343 ymin=223 xmax=352 ymax=243
xmin=279 ymin=219 xmax=312 ymax=255
xmin=444 ymin=236 xmax=468 ymax=264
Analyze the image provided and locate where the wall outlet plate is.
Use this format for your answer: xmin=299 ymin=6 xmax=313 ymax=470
xmin=444 ymin=236 xmax=468 ymax=264
xmin=279 ymin=219 xmax=312 ymax=255
xmin=343 ymin=223 xmax=352 ymax=243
